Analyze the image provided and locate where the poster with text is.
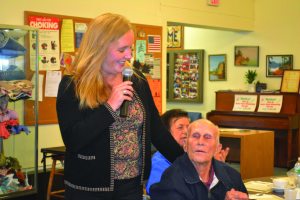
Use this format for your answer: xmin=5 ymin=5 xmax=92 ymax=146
xmin=232 ymin=95 xmax=257 ymax=112
xmin=29 ymin=16 xmax=60 ymax=70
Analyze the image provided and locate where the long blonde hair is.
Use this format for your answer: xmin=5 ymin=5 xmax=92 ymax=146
xmin=66 ymin=13 xmax=132 ymax=109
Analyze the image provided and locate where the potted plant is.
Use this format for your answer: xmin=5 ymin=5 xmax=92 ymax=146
xmin=245 ymin=70 xmax=257 ymax=92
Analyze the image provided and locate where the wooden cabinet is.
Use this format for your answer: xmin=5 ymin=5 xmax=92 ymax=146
xmin=220 ymin=129 xmax=274 ymax=179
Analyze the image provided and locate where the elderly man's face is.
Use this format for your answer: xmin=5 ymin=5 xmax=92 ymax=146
xmin=184 ymin=121 xmax=219 ymax=164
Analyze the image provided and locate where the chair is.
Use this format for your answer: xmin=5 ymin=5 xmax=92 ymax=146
xmin=47 ymin=155 xmax=65 ymax=200
xmin=187 ymin=112 xmax=202 ymax=122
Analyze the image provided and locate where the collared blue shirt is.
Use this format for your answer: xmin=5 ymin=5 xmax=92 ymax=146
xmin=146 ymin=151 xmax=171 ymax=194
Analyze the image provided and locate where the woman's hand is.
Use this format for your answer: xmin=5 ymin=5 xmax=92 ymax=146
xmin=106 ymin=81 xmax=133 ymax=111
xmin=225 ymin=189 xmax=249 ymax=200
xmin=214 ymin=146 xmax=230 ymax=162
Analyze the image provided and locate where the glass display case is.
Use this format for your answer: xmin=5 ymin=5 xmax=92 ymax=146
xmin=0 ymin=24 xmax=38 ymax=198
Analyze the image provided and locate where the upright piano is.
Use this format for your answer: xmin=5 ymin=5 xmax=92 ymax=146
xmin=207 ymin=91 xmax=300 ymax=168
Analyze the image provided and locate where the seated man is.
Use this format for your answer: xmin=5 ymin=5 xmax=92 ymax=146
xmin=150 ymin=119 xmax=248 ymax=200
xmin=146 ymin=109 xmax=230 ymax=195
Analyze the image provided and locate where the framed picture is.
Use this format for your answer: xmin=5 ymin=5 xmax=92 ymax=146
xmin=280 ymin=70 xmax=300 ymax=93
xmin=234 ymin=46 xmax=259 ymax=67
xmin=167 ymin=25 xmax=183 ymax=49
xmin=208 ymin=54 xmax=226 ymax=81
xmin=266 ymin=55 xmax=293 ymax=77
xmin=167 ymin=50 xmax=204 ymax=103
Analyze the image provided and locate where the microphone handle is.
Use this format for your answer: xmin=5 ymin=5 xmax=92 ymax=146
xmin=120 ymin=101 xmax=129 ymax=117
xmin=120 ymin=75 xmax=131 ymax=117
xmin=123 ymin=75 xmax=131 ymax=82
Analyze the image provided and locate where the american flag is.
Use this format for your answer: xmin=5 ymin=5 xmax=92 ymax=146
xmin=148 ymin=35 xmax=161 ymax=52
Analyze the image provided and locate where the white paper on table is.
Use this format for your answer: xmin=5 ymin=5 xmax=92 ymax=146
xmin=248 ymin=194 xmax=283 ymax=199
xmin=244 ymin=181 xmax=273 ymax=193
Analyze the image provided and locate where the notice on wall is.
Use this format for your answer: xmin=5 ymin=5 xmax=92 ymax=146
xmin=29 ymin=16 xmax=60 ymax=71
xmin=152 ymin=58 xmax=161 ymax=79
xmin=257 ymin=95 xmax=283 ymax=113
xmin=45 ymin=71 xmax=62 ymax=97
xmin=136 ymin=40 xmax=146 ymax=63
xmin=75 ymin=22 xmax=88 ymax=48
xmin=232 ymin=94 xmax=257 ymax=112
xmin=61 ymin=19 xmax=75 ymax=52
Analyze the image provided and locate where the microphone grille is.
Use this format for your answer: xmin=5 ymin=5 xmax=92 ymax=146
xmin=122 ymin=66 xmax=133 ymax=77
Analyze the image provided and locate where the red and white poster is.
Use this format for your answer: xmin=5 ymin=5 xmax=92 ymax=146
xmin=29 ymin=16 xmax=60 ymax=71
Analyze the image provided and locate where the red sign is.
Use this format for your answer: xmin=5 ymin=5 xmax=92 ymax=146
xmin=208 ymin=0 xmax=220 ymax=6
xmin=29 ymin=16 xmax=60 ymax=30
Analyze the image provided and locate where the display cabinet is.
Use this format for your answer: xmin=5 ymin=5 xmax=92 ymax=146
xmin=0 ymin=24 xmax=38 ymax=198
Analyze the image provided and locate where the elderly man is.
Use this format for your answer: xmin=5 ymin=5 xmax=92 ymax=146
xmin=150 ymin=119 xmax=248 ymax=200
xmin=146 ymin=110 xmax=230 ymax=195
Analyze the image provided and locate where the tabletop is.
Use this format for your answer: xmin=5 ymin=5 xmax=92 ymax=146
xmin=40 ymin=146 xmax=66 ymax=172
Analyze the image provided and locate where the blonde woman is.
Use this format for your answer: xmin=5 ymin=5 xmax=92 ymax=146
xmin=56 ymin=13 xmax=183 ymax=200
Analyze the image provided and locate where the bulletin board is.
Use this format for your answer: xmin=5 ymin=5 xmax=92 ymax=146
xmin=23 ymin=11 xmax=162 ymax=125
xmin=24 ymin=11 xmax=91 ymax=125
xmin=133 ymin=24 xmax=163 ymax=113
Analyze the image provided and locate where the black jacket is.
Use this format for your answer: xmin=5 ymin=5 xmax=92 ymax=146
xmin=56 ymin=71 xmax=183 ymax=192
xmin=150 ymin=153 xmax=248 ymax=200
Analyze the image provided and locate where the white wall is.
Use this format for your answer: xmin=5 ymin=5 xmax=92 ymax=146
xmin=167 ymin=0 xmax=300 ymax=117
xmin=161 ymin=0 xmax=254 ymax=31
xmin=0 ymin=0 xmax=256 ymax=169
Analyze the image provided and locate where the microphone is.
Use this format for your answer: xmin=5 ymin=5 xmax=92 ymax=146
xmin=120 ymin=64 xmax=133 ymax=117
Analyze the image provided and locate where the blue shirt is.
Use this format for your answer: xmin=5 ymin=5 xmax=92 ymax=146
xmin=146 ymin=151 xmax=171 ymax=195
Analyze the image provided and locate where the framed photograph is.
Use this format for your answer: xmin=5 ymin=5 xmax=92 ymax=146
xmin=167 ymin=50 xmax=204 ymax=103
xmin=266 ymin=55 xmax=293 ymax=77
xmin=167 ymin=26 xmax=183 ymax=49
xmin=208 ymin=54 xmax=226 ymax=81
xmin=234 ymin=46 xmax=259 ymax=67
xmin=280 ymin=70 xmax=300 ymax=93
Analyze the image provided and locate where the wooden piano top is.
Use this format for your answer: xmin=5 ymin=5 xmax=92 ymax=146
xmin=215 ymin=91 xmax=300 ymax=114
xmin=207 ymin=110 xmax=300 ymax=130
xmin=208 ymin=91 xmax=300 ymax=168
xmin=207 ymin=91 xmax=300 ymax=130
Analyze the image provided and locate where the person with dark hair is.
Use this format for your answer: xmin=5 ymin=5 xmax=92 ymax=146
xmin=146 ymin=109 xmax=189 ymax=195
xmin=56 ymin=13 xmax=183 ymax=200
xmin=146 ymin=109 xmax=230 ymax=195
xmin=150 ymin=119 xmax=248 ymax=200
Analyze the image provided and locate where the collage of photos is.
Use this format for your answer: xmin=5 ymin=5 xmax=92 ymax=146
xmin=173 ymin=53 xmax=199 ymax=100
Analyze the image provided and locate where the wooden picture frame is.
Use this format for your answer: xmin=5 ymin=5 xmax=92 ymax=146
xmin=167 ymin=25 xmax=183 ymax=50
xmin=208 ymin=54 xmax=226 ymax=81
xmin=234 ymin=46 xmax=259 ymax=67
xmin=266 ymin=55 xmax=293 ymax=77
xmin=167 ymin=50 xmax=204 ymax=103
xmin=280 ymin=70 xmax=300 ymax=93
